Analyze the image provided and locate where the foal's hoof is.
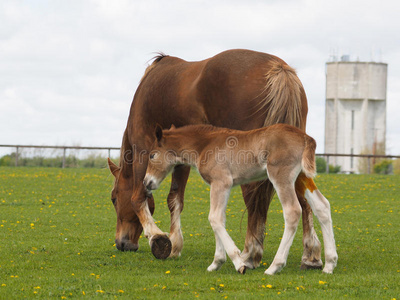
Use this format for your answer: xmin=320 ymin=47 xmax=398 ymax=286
xmin=150 ymin=235 xmax=172 ymax=259
xmin=238 ymin=265 xmax=247 ymax=275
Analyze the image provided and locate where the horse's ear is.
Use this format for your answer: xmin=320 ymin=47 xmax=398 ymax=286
xmin=108 ymin=158 xmax=120 ymax=178
xmin=155 ymin=124 xmax=163 ymax=142
xmin=170 ymin=124 xmax=176 ymax=130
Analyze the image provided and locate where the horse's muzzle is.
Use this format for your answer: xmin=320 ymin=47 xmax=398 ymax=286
xmin=115 ymin=238 xmax=139 ymax=252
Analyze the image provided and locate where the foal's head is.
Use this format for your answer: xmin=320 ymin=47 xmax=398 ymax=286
xmin=143 ymin=125 xmax=181 ymax=192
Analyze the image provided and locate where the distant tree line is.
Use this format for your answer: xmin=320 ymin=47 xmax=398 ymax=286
xmin=0 ymin=152 xmax=114 ymax=168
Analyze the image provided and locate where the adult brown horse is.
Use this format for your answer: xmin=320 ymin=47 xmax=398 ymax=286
xmin=107 ymin=49 xmax=323 ymax=270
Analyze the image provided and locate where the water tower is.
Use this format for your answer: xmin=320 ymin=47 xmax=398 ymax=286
xmin=324 ymin=56 xmax=387 ymax=173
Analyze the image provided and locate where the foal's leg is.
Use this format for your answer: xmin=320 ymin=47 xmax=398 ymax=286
xmin=207 ymin=232 xmax=227 ymax=272
xmin=304 ymin=188 xmax=338 ymax=274
xmin=167 ymin=165 xmax=190 ymax=257
xmin=295 ymin=174 xmax=323 ymax=269
xmin=265 ymin=170 xmax=302 ymax=275
xmin=208 ymin=181 xmax=246 ymax=274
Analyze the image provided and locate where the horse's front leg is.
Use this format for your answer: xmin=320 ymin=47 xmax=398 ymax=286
xmin=208 ymin=181 xmax=246 ymax=274
xmin=167 ymin=165 xmax=190 ymax=257
xmin=133 ymin=160 xmax=172 ymax=259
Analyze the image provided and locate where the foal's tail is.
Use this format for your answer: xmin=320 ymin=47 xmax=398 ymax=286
xmin=302 ymin=135 xmax=317 ymax=179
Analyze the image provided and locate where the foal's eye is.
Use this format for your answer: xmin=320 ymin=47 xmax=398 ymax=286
xmin=150 ymin=153 xmax=155 ymax=160
xmin=111 ymin=198 xmax=116 ymax=205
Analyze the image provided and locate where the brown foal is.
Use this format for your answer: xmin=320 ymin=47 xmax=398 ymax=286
xmin=144 ymin=124 xmax=338 ymax=275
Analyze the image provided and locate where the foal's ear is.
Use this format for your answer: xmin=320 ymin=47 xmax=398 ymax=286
xmin=108 ymin=158 xmax=120 ymax=178
xmin=170 ymin=124 xmax=176 ymax=130
xmin=155 ymin=124 xmax=163 ymax=142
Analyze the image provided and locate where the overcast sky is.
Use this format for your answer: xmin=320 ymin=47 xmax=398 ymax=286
xmin=1 ymin=0 xmax=400 ymax=156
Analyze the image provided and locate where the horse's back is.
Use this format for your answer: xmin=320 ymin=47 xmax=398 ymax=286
xmin=196 ymin=49 xmax=286 ymax=129
xmin=130 ymin=49 xmax=302 ymax=141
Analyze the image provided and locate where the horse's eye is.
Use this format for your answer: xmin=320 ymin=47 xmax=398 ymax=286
xmin=111 ymin=198 xmax=116 ymax=205
xmin=150 ymin=153 xmax=155 ymax=160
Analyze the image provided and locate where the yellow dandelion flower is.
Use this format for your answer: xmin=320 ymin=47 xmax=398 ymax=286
xmin=210 ymin=287 xmax=215 ymax=291
xmin=219 ymin=284 xmax=224 ymax=287
xmin=118 ymin=290 xmax=124 ymax=293
xmin=165 ymin=270 xmax=170 ymax=274
xmin=266 ymin=284 xmax=272 ymax=288
xmin=319 ymin=280 xmax=327 ymax=285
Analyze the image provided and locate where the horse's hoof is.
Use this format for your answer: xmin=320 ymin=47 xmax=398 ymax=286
xmin=238 ymin=265 xmax=247 ymax=275
xmin=300 ymin=262 xmax=323 ymax=270
xmin=150 ymin=235 xmax=172 ymax=259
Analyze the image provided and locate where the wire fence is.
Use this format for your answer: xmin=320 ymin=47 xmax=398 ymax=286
xmin=0 ymin=144 xmax=120 ymax=169
xmin=0 ymin=144 xmax=399 ymax=174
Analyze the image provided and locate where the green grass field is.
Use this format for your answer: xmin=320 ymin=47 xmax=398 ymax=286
xmin=0 ymin=167 xmax=399 ymax=299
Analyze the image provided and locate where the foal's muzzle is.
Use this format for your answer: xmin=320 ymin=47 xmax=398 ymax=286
xmin=143 ymin=178 xmax=155 ymax=196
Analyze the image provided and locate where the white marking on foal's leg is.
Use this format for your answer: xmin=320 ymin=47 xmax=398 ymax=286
xmin=304 ymin=189 xmax=338 ymax=274
xmin=208 ymin=182 xmax=246 ymax=274
xmin=207 ymin=232 xmax=226 ymax=272
xmin=265 ymin=186 xmax=302 ymax=275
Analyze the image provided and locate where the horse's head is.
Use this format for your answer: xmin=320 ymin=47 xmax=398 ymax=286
xmin=143 ymin=125 xmax=179 ymax=193
xmin=108 ymin=158 xmax=143 ymax=252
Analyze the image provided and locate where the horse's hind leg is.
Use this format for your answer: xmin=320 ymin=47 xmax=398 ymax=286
xmin=167 ymin=165 xmax=190 ymax=257
xmin=240 ymin=181 xmax=272 ymax=269
xmin=295 ymin=174 xmax=323 ymax=270
xmin=304 ymin=188 xmax=338 ymax=274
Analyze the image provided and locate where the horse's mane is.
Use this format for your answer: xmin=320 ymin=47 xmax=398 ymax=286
xmin=139 ymin=53 xmax=169 ymax=85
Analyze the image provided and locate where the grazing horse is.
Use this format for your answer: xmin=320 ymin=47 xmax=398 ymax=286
xmin=107 ymin=49 xmax=323 ymax=270
xmin=143 ymin=124 xmax=338 ymax=275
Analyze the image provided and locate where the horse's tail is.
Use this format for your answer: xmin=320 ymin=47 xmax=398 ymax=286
xmin=242 ymin=59 xmax=307 ymax=266
xmin=302 ymin=135 xmax=317 ymax=179
xmin=261 ymin=60 xmax=305 ymax=128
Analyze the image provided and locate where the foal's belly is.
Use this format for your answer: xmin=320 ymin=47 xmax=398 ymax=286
xmin=232 ymin=165 xmax=268 ymax=186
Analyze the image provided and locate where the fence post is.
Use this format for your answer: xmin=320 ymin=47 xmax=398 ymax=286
xmin=62 ymin=148 xmax=66 ymax=169
xmin=15 ymin=146 xmax=19 ymax=167
xmin=367 ymin=156 xmax=371 ymax=174
xmin=326 ymin=155 xmax=330 ymax=174
xmin=108 ymin=148 xmax=111 ymax=159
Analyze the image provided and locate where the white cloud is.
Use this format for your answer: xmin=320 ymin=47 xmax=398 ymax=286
xmin=1 ymin=0 xmax=400 ymax=157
